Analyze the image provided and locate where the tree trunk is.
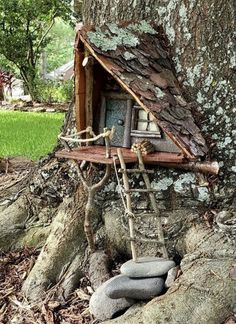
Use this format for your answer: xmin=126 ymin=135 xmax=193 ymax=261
xmin=0 ymin=1 xmax=234 ymax=322
xmin=105 ymin=224 xmax=236 ymax=324
xmin=20 ymin=66 xmax=37 ymax=101
xmin=80 ymin=0 xmax=236 ymax=323
xmin=0 ymin=84 xmax=4 ymax=101
xmin=83 ymin=0 xmax=236 ymax=201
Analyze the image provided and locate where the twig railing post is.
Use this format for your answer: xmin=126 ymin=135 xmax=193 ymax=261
xmin=75 ymin=161 xmax=111 ymax=252
xmin=58 ymin=127 xmax=114 ymax=160
xmin=104 ymin=127 xmax=111 ymax=158
xmin=58 ymin=127 xmax=114 ymax=252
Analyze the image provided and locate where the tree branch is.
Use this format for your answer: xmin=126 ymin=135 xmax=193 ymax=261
xmin=34 ymin=14 xmax=57 ymax=59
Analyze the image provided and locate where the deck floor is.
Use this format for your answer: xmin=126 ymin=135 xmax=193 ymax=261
xmin=55 ymin=145 xmax=187 ymax=165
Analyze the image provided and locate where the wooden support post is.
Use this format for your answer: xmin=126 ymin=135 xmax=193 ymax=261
xmin=123 ymin=99 xmax=132 ymax=148
xmin=117 ymin=148 xmax=137 ymax=262
xmin=85 ymin=49 xmax=93 ymax=129
xmin=75 ymin=45 xmax=86 ymax=132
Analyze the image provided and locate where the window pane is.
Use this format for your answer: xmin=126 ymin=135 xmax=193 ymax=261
xmin=137 ymin=121 xmax=148 ymax=130
xmin=149 ymin=121 xmax=159 ymax=132
xmin=138 ymin=110 xmax=148 ymax=120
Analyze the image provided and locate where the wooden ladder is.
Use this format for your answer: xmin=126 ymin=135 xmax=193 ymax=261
xmin=116 ymin=148 xmax=168 ymax=261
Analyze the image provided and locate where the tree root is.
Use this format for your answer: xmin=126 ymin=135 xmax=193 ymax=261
xmin=22 ymin=186 xmax=88 ymax=302
xmin=105 ymin=225 xmax=236 ymax=324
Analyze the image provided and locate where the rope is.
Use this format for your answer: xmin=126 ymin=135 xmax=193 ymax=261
xmin=59 ymin=126 xmax=115 ymax=144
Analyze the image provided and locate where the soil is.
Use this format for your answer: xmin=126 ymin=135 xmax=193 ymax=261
xmin=0 ymin=102 xmax=68 ymax=113
xmin=0 ymin=248 xmax=99 ymax=324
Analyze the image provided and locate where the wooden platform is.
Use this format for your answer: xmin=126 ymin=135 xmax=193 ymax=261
xmin=55 ymin=145 xmax=189 ymax=165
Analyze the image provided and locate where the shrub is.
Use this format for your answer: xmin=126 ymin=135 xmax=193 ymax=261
xmin=34 ymin=79 xmax=73 ymax=103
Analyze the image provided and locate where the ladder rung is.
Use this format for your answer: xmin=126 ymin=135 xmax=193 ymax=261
xmin=118 ymin=168 xmax=154 ymax=174
xmin=134 ymin=213 xmax=159 ymax=218
xmin=124 ymin=189 xmax=157 ymax=193
xmin=129 ymin=238 xmax=164 ymax=245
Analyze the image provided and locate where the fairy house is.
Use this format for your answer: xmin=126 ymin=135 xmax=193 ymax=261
xmin=55 ymin=21 xmax=218 ymax=262
xmin=56 ymin=21 xmax=211 ymax=167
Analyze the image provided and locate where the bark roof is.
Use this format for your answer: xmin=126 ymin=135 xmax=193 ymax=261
xmin=76 ymin=21 xmax=208 ymax=158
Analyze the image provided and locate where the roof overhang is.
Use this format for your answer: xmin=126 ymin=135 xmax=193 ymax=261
xmin=74 ymin=22 xmax=209 ymax=160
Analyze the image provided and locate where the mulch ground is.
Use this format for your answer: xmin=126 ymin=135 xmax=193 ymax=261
xmin=0 ymin=248 xmax=99 ymax=324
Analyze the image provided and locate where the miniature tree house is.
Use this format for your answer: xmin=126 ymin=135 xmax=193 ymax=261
xmin=55 ymin=22 xmax=219 ymax=255
xmin=55 ymin=21 xmax=218 ymax=170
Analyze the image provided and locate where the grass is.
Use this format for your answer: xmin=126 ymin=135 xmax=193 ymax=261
xmin=0 ymin=111 xmax=65 ymax=160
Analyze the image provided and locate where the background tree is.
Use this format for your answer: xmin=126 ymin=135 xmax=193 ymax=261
xmin=44 ymin=18 xmax=74 ymax=73
xmin=0 ymin=0 xmax=73 ymax=100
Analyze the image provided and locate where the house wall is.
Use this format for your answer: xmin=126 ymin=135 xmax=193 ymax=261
xmin=91 ymin=66 xmax=181 ymax=153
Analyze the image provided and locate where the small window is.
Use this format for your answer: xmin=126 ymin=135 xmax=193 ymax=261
xmin=131 ymin=105 xmax=162 ymax=138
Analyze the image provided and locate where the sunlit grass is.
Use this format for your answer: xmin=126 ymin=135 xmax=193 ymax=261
xmin=0 ymin=111 xmax=65 ymax=160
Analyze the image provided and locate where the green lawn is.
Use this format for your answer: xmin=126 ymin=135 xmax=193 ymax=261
xmin=0 ymin=111 xmax=65 ymax=160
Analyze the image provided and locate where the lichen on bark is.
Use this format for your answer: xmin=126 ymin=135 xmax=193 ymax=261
xmin=83 ymin=0 xmax=236 ymax=205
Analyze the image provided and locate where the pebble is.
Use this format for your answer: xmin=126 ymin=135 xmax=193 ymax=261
xmin=89 ymin=276 xmax=135 ymax=321
xmin=120 ymin=257 xmax=176 ymax=278
xmin=105 ymin=274 xmax=164 ymax=300
xmin=165 ymin=266 xmax=179 ymax=288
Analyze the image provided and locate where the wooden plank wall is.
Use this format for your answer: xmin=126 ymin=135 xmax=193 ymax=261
xmin=85 ymin=49 xmax=93 ymax=128
xmin=75 ymin=42 xmax=86 ymax=132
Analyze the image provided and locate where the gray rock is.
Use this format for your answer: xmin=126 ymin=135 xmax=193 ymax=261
xmin=120 ymin=257 xmax=176 ymax=278
xmin=89 ymin=276 xmax=135 ymax=321
xmin=165 ymin=266 xmax=179 ymax=288
xmin=105 ymin=274 xmax=164 ymax=300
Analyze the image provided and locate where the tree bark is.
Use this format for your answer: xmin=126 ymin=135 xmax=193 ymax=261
xmin=80 ymin=1 xmax=236 ymax=323
xmin=105 ymin=224 xmax=236 ymax=324
xmin=83 ymin=0 xmax=236 ymax=202
xmin=22 ymin=187 xmax=88 ymax=302
xmin=0 ymin=2 xmax=234 ymax=321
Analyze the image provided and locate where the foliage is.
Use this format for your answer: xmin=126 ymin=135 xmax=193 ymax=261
xmin=0 ymin=0 xmax=73 ymax=99
xmin=34 ymin=79 xmax=73 ymax=103
xmin=0 ymin=111 xmax=64 ymax=160
xmin=44 ymin=18 xmax=75 ymax=73
xmin=0 ymin=54 xmax=19 ymax=76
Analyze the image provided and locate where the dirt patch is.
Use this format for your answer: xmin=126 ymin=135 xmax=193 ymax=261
xmin=0 ymin=102 xmax=68 ymax=113
xmin=0 ymin=248 xmax=99 ymax=324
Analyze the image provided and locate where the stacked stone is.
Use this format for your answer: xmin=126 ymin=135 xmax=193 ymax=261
xmin=89 ymin=257 xmax=177 ymax=321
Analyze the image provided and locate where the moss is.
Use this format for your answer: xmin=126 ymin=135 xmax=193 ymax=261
xmin=152 ymin=177 xmax=173 ymax=191
xmin=88 ymin=28 xmax=118 ymax=51
xmin=128 ymin=21 xmax=156 ymax=35
xmin=88 ymin=24 xmax=140 ymax=52
xmin=16 ymin=226 xmax=50 ymax=249
xmin=123 ymin=51 xmax=136 ymax=60
xmin=174 ymin=173 xmax=195 ymax=193
xmin=154 ymin=87 xmax=165 ymax=98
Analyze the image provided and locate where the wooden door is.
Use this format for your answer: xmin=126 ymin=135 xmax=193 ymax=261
xmin=105 ymin=98 xmax=127 ymax=146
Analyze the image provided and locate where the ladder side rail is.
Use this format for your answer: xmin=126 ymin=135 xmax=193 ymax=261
xmin=136 ymin=149 xmax=168 ymax=259
xmin=117 ymin=149 xmax=138 ymax=262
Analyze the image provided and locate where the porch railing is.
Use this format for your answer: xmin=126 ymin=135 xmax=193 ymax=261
xmin=58 ymin=126 xmax=115 ymax=158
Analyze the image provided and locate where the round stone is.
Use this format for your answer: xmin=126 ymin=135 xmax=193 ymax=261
xmin=89 ymin=276 xmax=135 ymax=321
xmin=120 ymin=257 xmax=176 ymax=278
xmin=165 ymin=266 xmax=179 ymax=288
xmin=105 ymin=274 xmax=164 ymax=300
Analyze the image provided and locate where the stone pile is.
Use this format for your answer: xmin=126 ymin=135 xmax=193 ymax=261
xmin=89 ymin=257 xmax=177 ymax=321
